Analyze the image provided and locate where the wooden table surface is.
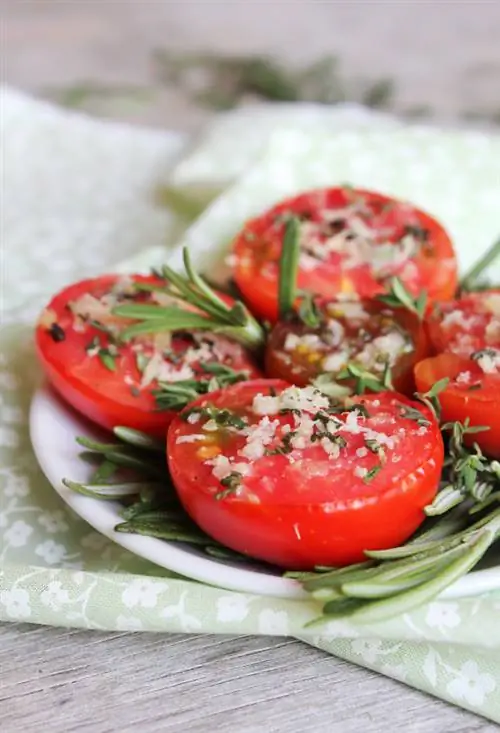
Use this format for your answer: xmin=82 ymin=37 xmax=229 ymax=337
xmin=1 ymin=623 xmax=496 ymax=732
xmin=2 ymin=2 xmax=499 ymax=731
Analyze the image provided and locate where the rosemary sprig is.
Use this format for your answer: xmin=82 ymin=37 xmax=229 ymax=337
xmin=378 ymin=277 xmax=427 ymax=320
xmin=303 ymin=505 xmax=500 ymax=624
xmin=65 ymin=423 xmax=500 ymax=624
xmin=460 ymin=235 xmax=500 ymax=292
xmin=112 ymin=248 xmax=265 ymax=351
xmin=278 ymin=217 xmax=301 ymax=319
xmin=153 ymin=363 xmax=249 ymax=411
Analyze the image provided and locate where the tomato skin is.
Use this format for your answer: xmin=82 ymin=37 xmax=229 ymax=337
xmin=265 ymin=298 xmax=431 ymax=397
xmin=167 ymin=381 xmax=443 ymax=569
xmin=415 ymin=354 xmax=500 ymax=458
xmin=426 ymin=290 xmax=500 ymax=356
xmin=35 ymin=275 xmax=261 ymax=437
xmin=232 ymin=187 xmax=458 ymax=323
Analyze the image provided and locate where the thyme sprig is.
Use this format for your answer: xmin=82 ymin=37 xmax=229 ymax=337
xmin=112 ymin=248 xmax=265 ymax=351
xmin=337 ymin=361 xmax=394 ymax=394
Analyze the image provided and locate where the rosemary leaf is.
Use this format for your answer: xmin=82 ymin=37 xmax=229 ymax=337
xmin=278 ymin=217 xmax=301 ymax=319
xmin=460 ymin=235 xmax=500 ymax=292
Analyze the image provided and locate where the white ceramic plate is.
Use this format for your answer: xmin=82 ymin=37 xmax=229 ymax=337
xmin=30 ymin=384 xmax=500 ymax=600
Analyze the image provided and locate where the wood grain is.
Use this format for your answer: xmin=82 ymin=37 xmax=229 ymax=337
xmin=0 ymin=624 xmax=495 ymax=733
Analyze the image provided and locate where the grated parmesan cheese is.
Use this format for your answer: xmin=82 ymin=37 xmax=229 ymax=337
xmin=176 ymin=434 xmax=207 ymax=444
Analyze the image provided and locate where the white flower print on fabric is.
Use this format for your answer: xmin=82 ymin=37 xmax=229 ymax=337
xmin=351 ymin=638 xmax=384 ymax=665
xmin=161 ymin=593 xmax=202 ymax=632
xmin=317 ymin=619 xmax=358 ymax=639
xmin=81 ymin=532 xmax=110 ymax=551
xmin=38 ymin=510 xmax=69 ymax=534
xmin=116 ymin=615 xmax=144 ymax=631
xmin=0 ymin=372 xmax=19 ymax=389
xmin=425 ymin=602 xmax=461 ymax=632
xmin=1 ymin=405 xmax=24 ymax=424
xmin=122 ymin=579 xmax=168 ymax=609
xmin=35 ymin=540 xmax=67 ymax=565
xmin=4 ymin=474 xmax=30 ymax=498
xmin=446 ymin=661 xmax=496 ymax=707
xmin=4 ymin=520 xmax=33 ymax=547
xmin=258 ymin=609 xmax=289 ymax=636
xmin=216 ymin=595 xmax=250 ymax=623
xmin=0 ymin=426 xmax=20 ymax=448
xmin=0 ymin=588 xmax=31 ymax=619
xmin=41 ymin=581 xmax=70 ymax=611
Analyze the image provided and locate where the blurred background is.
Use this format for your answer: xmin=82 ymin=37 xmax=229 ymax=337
xmin=2 ymin=0 xmax=500 ymax=132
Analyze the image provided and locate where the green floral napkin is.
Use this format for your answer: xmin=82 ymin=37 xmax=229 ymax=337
xmin=1 ymin=88 xmax=499 ymax=722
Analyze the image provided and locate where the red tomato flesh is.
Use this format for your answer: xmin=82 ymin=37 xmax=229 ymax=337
xmin=415 ymin=353 xmax=500 ymax=458
xmin=232 ymin=187 xmax=458 ymax=322
xmin=266 ymin=298 xmax=430 ymax=396
xmin=167 ymin=380 xmax=443 ymax=569
xmin=35 ymin=275 xmax=261 ymax=437
xmin=426 ymin=290 xmax=500 ymax=356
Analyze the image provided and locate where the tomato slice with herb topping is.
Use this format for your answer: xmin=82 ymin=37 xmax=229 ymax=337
xmin=167 ymin=380 xmax=443 ymax=569
xmin=426 ymin=289 xmax=500 ymax=356
xmin=231 ymin=186 xmax=457 ymax=322
xmin=266 ymin=298 xmax=430 ymax=396
xmin=35 ymin=275 xmax=261 ymax=437
xmin=415 ymin=352 xmax=500 ymax=458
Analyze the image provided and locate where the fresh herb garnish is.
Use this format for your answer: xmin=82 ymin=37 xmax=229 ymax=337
xmin=112 ymin=248 xmax=265 ymax=351
xmin=363 ymin=464 xmax=382 ymax=483
xmin=460 ymin=235 xmax=500 ymax=292
xmin=415 ymin=377 xmax=450 ymax=421
xmin=216 ymin=472 xmax=243 ymax=500
xmin=98 ymin=348 xmax=117 ymax=372
xmin=297 ymin=291 xmax=321 ymax=328
xmin=277 ymin=217 xmax=301 ymax=319
xmin=337 ymin=361 xmax=394 ymax=394
xmin=181 ymin=404 xmax=247 ymax=430
xmin=377 ymin=277 xmax=427 ymax=320
xmin=154 ymin=364 xmax=248 ymax=411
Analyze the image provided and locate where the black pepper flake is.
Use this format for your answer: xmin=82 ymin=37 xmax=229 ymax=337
xmin=48 ymin=323 xmax=66 ymax=342
xmin=130 ymin=386 xmax=141 ymax=397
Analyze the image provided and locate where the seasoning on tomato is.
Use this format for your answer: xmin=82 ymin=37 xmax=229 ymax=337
xmin=426 ymin=289 xmax=500 ymax=356
xmin=35 ymin=274 xmax=262 ymax=437
xmin=231 ymin=186 xmax=458 ymax=322
xmin=167 ymin=380 xmax=444 ymax=569
xmin=265 ymin=297 xmax=430 ymax=396
xmin=415 ymin=350 xmax=500 ymax=458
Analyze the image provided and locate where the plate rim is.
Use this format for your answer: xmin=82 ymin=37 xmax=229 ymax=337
xmin=30 ymin=384 xmax=500 ymax=601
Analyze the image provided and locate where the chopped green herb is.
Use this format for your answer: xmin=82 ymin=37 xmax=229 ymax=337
xmin=363 ymin=464 xmax=382 ymax=483
xmin=216 ymin=472 xmax=243 ymax=500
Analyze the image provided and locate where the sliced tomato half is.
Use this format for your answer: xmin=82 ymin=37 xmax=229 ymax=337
xmin=426 ymin=289 xmax=500 ymax=356
xmin=265 ymin=297 xmax=430 ymax=396
xmin=415 ymin=352 xmax=500 ymax=458
xmin=231 ymin=186 xmax=458 ymax=322
xmin=35 ymin=275 xmax=261 ymax=437
xmin=167 ymin=380 xmax=443 ymax=569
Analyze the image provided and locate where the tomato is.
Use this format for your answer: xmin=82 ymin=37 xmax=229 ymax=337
xmin=415 ymin=352 xmax=500 ymax=458
xmin=426 ymin=290 xmax=500 ymax=356
xmin=167 ymin=380 xmax=443 ymax=569
xmin=265 ymin=298 xmax=430 ymax=396
xmin=231 ymin=186 xmax=457 ymax=322
xmin=35 ymin=275 xmax=261 ymax=437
